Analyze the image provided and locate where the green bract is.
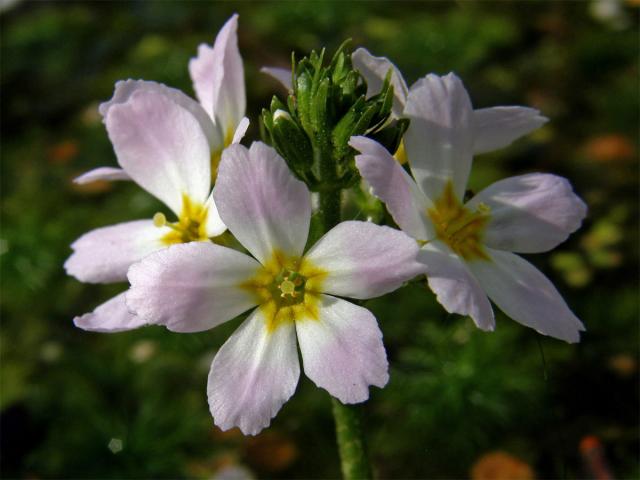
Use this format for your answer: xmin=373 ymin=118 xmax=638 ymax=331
xmin=262 ymin=42 xmax=409 ymax=191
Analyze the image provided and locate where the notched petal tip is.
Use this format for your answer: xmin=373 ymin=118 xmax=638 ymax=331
xmin=296 ymin=296 xmax=389 ymax=404
xmin=468 ymin=249 xmax=585 ymax=343
xmin=207 ymin=311 xmax=299 ymax=436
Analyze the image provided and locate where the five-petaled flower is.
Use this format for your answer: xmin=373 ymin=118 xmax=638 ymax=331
xmin=351 ymin=72 xmax=587 ymax=342
xmin=125 ymin=142 xmax=424 ymax=435
xmin=65 ymin=15 xmax=248 ymax=331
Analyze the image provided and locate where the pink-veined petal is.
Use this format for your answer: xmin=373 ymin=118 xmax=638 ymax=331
xmin=214 ymin=142 xmax=311 ymax=264
xmin=106 ymin=89 xmax=211 ymax=214
xmin=64 ymin=220 xmax=170 ymax=284
xmin=73 ymin=292 xmax=147 ymax=333
xmin=203 ymin=192 xmax=227 ymax=238
xmin=232 ymin=116 xmax=250 ymax=145
xmin=352 ymin=47 xmax=408 ymax=117
xmin=473 ymin=107 xmax=548 ymax=155
xmin=419 ymin=240 xmax=495 ymax=331
xmin=296 ymin=295 xmax=388 ymax=404
xmin=304 ymin=221 xmax=422 ymax=299
xmin=468 ymin=249 xmax=585 ymax=343
xmin=73 ymin=167 xmax=131 ymax=184
xmin=126 ymin=242 xmax=259 ymax=332
xmin=350 ymin=135 xmax=434 ymax=241
xmin=99 ymin=79 xmax=219 ymax=149
xmin=208 ymin=308 xmax=299 ymax=435
xmin=189 ymin=14 xmax=245 ymax=143
xmin=404 ymin=73 xmax=474 ymax=201
xmin=260 ymin=66 xmax=292 ymax=90
xmin=467 ymin=173 xmax=587 ymax=253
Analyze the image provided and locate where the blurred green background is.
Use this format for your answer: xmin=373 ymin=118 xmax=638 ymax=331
xmin=1 ymin=1 xmax=638 ymax=478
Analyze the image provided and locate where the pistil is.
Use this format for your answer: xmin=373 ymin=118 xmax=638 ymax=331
xmin=239 ymin=252 xmax=327 ymax=332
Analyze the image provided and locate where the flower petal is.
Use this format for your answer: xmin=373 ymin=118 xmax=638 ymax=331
xmin=351 ymin=47 xmax=408 ymax=117
xmin=260 ymin=66 xmax=292 ymax=90
xmin=296 ymin=295 xmax=388 ymax=404
xmin=126 ymin=242 xmax=259 ymax=333
xmin=203 ymin=192 xmax=227 ymax=238
xmin=403 ymin=73 xmax=474 ymax=201
xmin=73 ymin=292 xmax=146 ymax=333
xmin=100 ymin=79 xmax=219 ymax=150
xmin=419 ymin=241 xmax=494 ymax=331
xmin=105 ymin=89 xmax=212 ymax=214
xmin=468 ymin=249 xmax=585 ymax=343
xmin=64 ymin=220 xmax=170 ymax=283
xmin=350 ymin=135 xmax=434 ymax=241
xmin=467 ymin=174 xmax=587 ymax=253
xmin=231 ymin=116 xmax=250 ymax=144
xmin=473 ymin=107 xmax=548 ymax=155
xmin=73 ymin=167 xmax=131 ymax=184
xmin=214 ymin=142 xmax=311 ymax=264
xmin=208 ymin=308 xmax=299 ymax=435
xmin=189 ymin=14 xmax=245 ymax=143
xmin=304 ymin=221 xmax=422 ymax=299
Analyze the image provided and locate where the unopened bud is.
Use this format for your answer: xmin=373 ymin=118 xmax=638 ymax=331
xmin=261 ymin=41 xmax=409 ymax=192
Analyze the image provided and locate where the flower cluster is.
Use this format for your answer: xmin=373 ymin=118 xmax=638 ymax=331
xmin=66 ymin=15 xmax=587 ymax=436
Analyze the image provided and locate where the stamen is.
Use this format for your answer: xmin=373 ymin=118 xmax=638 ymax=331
xmin=153 ymin=212 xmax=167 ymax=228
xmin=477 ymin=202 xmax=491 ymax=214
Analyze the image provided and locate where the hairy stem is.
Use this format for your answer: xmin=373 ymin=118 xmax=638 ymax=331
xmin=331 ymin=398 xmax=373 ymax=480
xmin=318 ymin=187 xmax=342 ymax=232
xmin=318 ymin=187 xmax=372 ymax=480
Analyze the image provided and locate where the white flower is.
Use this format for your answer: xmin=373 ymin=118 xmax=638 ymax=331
xmin=125 ymin=142 xmax=423 ymax=435
xmin=351 ymin=73 xmax=587 ymax=343
xmin=65 ymin=14 xmax=248 ymax=332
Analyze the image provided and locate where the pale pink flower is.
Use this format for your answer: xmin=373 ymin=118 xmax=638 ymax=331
xmin=351 ymin=73 xmax=587 ymax=343
xmin=66 ymin=15 xmax=248 ymax=331
xmin=126 ymin=142 xmax=423 ymax=434
xmin=351 ymin=48 xmax=548 ymax=152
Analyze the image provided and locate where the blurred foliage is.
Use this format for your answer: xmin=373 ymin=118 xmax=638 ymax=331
xmin=1 ymin=1 xmax=638 ymax=478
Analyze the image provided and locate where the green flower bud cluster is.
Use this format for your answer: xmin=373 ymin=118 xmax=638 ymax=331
xmin=262 ymin=42 xmax=409 ymax=191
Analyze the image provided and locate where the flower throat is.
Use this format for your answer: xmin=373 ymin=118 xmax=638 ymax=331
xmin=428 ymin=182 xmax=490 ymax=261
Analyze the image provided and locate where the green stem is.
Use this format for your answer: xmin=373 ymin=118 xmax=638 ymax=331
xmin=318 ymin=187 xmax=373 ymax=480
xmin=332 ymin=398 xmax=373 ymax=480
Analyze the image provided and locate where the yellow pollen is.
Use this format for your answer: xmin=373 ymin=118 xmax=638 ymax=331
xmin=239 ymin=250 xmax=328 ymax=333
xmin=158 ymin=194 xmax=210 ymax=245
xmin=153 ymin=212 xmax=167 ymax=227
xmin=427 ymin=181 xmax=491 ymax=261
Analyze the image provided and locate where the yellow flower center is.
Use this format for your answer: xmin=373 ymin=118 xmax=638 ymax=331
xmin=239 ymin=250 xmax=327 ymax=332
xmin=155 ymin=194 xmax=209 ymax=245
xmin=427 ymin=181 xmax=490 ymax=261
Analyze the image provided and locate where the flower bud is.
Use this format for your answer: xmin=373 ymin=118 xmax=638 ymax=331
xmin=262 ymin=41 xmax=409 ymax=191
